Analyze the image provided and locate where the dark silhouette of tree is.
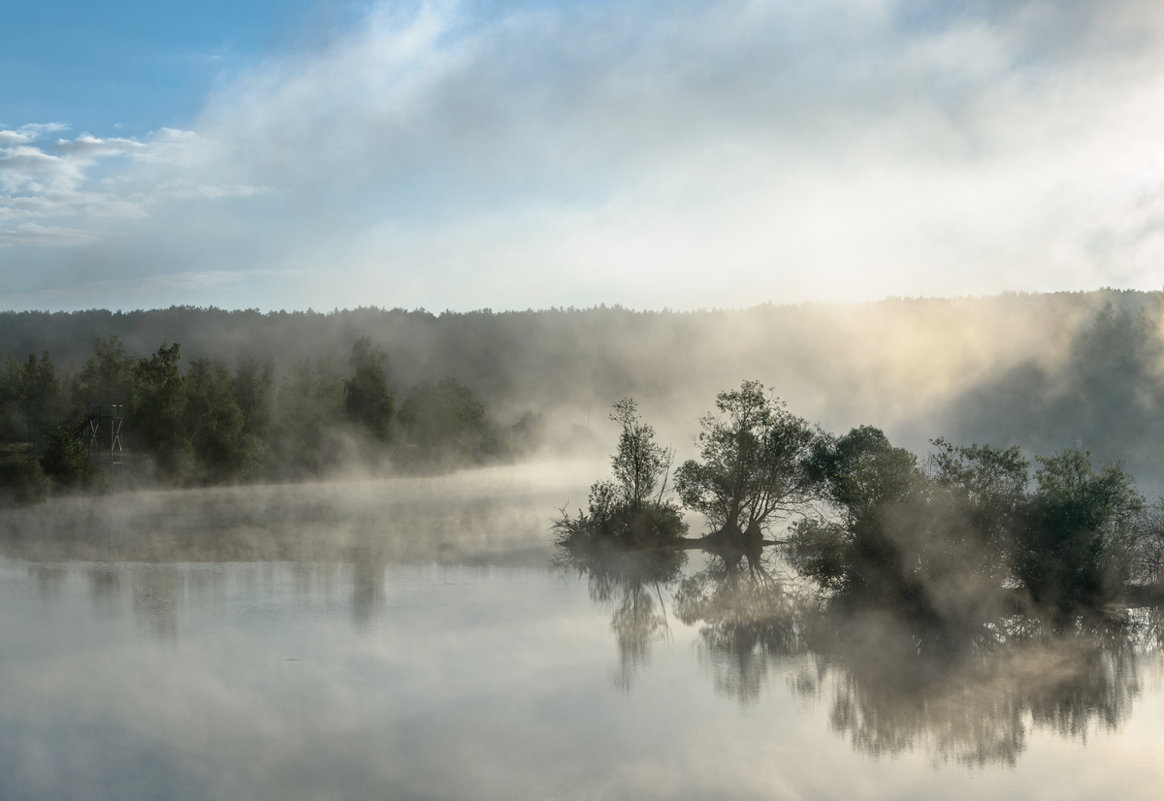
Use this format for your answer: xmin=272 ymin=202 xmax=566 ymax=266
xmin=790 ymin=426 xmax=926 ymax=611
xmin=923 ymin=438 xmax=1030 ymax=590
xmin=270 ymin=357 xmax=344 ymax=477
xmin=555 ymin=398 xmax=684 ymax=546
xmin=131 ymin=343 xmax=191 ymax=479
xmin=0 ymin=351 xmax=65 ymax=441
xmin=553 ymin=531 xmax=685 ymax=690
xmin=343 ymin=337 xmax=394 ymax=442
xmin=607 ymin=397 xmax=670 ymax=512
xmin=397 ymin=377 xmax=490 ymax=468
xmin=185 ymin=358 xmax=261 ymax=482
xmin=233 ymin=356 xmax=274 ymax=444
xmin=675 ymin=380 xmax=817 ymax=542
xmin=41 ymin=426 xmax=102 ymax=490
xmin=77 ymin=336 xmax=133 ymax=406
xmin=1015 ymin=450 xmax=1144 ymax=612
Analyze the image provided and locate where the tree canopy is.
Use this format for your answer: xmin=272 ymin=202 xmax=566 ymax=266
xmin=676 ymin=380 xmax=817 ymax=537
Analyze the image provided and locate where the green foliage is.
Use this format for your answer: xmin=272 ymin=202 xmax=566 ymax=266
xmin=792 ymin=429 xmax=1159 ymax=619
xmin=675 ymin=380 xmax=817 ymax=534
xmin=926 ymin=438 xmax=1030 ymax=585
xmin=0 ymin=351 xmax=65 ymax=441
xmin=131 ymin=343 xmax=191 ymax=479
xmin=397 ymin=378 xmax=489 ymax=469
xmin=185 ymin=358 xmax=262 ymax=482
xmin=270 ymin=357 xmax=345 ymax=476
xmin=343 ymin=337 xmax=395 ymax=442
xmin=1015 ymin=450 xmax=1144 ymax=611
xmin=555 ymin=398 xmax=685 ymax=547
xmin=40 ymin=426 xmax=102 ymax=491
xmin=0 ymin=457 xmax=51 ymax=506
xmin=78 ymin=336 xmax=133 ymax=405
xmin=806 ymin=425 xmax=919 ymax=517
xmin=607 ymin=398 xmax=670 ymax=511
xmin=555 ymin=479 xmax=687 ymax=547
xmin=233 ymin=356 xmax=274 ymax=442
xmin=791 ymin=429 xmax=1019 ymax=622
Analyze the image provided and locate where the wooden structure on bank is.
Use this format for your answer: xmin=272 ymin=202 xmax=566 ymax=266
xmin=72 ymin=403 xmax=125 ymax=466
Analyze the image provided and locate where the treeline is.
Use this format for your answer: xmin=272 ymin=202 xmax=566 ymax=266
xmin=0 ymin=336 xmax=542 ymax=503
xmin=2 ymin=291 xmax=1163 ymax=484
xmin=560 ymin=382 xmax=1164 ymax=621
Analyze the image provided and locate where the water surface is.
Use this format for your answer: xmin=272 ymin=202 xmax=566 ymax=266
xmin=2 ymin=464 xmax=1162 ymax=800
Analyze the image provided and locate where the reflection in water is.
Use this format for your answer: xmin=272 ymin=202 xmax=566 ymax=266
xmin=31 ymin=564 xmax=67 ymax=601
xmin=0 ymin=469 xmax=564 ymax=636
xmin=674 ymin=559 xmax=816 ymax=704
xmin=555 ymin=540 xmax=685 ymax=689
xmin=2 ymin=466 xmax=1163 ymax=799
xmin=350 ymin=547 xmax=387 ymax=629
xmin=87 ymin=566 xmax=123 ymax=623
xmin=564 ymin=536 xmax=1164 ymax=766
xmin=131 ymin=565 xmax=182 ymax=640
xmin=801 ymin=612 xmax=1152 ymax=766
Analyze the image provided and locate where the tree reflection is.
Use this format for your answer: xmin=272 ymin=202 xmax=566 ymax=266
xmin=554 ymin=536 xmax=685 ymax=689
xmin=802 ymin=611 xmax=1152 ymax=766
xmin=131 ymin=564 xmax=181 ymax=640
xmin=563 ymin=535 xmax=1163 ymax=766
xmin=674 ymin=556 xmax=816 ymax=704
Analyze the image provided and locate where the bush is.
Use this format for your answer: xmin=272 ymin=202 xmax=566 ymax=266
xmin=0 ymin=457 xmax=51 ymax=506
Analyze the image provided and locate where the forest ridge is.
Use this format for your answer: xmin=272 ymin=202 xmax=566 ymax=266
xmin=1 ymin=289 xmax=1163 ymax=499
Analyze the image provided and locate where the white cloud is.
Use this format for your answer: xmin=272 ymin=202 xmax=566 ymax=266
xmin=6 ymin=0 xmax=1164 ymax=310
xmin=55 ymin=134 xmax=147 ymax=159
xmin=0 ymin=130 xmax=34 ymax=146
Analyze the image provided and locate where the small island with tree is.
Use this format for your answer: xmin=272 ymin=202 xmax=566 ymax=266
xmin=558 ymin=380 xmax=1164 ymax=627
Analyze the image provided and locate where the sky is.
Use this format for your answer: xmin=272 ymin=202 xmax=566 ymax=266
xmin=2 ymin=0 xmax=1164 ymax=313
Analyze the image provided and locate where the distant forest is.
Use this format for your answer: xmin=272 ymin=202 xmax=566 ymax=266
xmin=2 ymin=289 xmax=1163 ymax=500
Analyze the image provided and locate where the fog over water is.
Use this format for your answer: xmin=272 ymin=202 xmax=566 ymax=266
xmin=2 ymin=463 xmax=1163 ymax=800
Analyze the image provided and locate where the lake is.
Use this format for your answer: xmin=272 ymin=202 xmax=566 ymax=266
xmin=2 ymin=462 xmax=1162 ymax=800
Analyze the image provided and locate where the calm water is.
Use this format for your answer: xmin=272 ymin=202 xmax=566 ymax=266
xmin=2 ymin=463 xmax=1162 ymax=800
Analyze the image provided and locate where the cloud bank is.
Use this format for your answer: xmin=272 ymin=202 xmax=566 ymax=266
xmin=3 ymin=0 xmax=1164 ymax=310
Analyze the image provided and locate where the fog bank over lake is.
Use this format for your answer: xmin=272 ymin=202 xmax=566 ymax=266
xmin=2 ymin=464 xmax=1163 ymax=800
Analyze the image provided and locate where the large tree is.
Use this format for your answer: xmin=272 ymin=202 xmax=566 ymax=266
xmin=1015 ymin=449 xmax=1145 ymax=611
xmin=675 ymin=380 xmax=817 ymax=538
xmin=343 ymin=337 xmax=395 ymax=442
xmin=131 ymin=343 xmax=191 ymax=478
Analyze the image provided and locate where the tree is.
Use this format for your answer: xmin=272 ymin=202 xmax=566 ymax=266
xmin=131 ymin=343 xmax=191 ymax=479
xmin=554 ymin=398 xmax=684 ymax=546
xmin=77 ymin=336 xmax=133 ymax=405
xmin=41 ymin=426 xmax=102 ymax=490
xmin=397 ymin=377 xmax=490 ymax=468
xmin=343 ymin=337 xmax=394 ymax=442
xmin=233 ymin=356 xmax=274 ymax=444
xmin=608 ymin=397 xmax=670 ymax=512
xmin=925 ymin=438 xmax=1030 ymax=589
xmin=675 ymin=380 xmax=817 ymax=538
xmin=790 ymin=426 xmax=922 ymax=601
xmin=269 ymin=357 xmax=344 ymax=477
xmin=1014 ymin=449 xmax=1144 ymax=611
xmin=185 ymin=358 xmax=261 ymax=482
xmin=2 ymin=352 xmax=66 ymax=441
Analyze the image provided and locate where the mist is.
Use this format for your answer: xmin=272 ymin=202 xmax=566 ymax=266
xmin=4 ymin=291 xmax=1164 ymax=799
xmin=4 ymin=289 xmax=1162 ymax=475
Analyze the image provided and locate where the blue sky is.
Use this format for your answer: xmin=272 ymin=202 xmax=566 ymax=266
xmin=3 ymin=0 xmax=1164 ymax=312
